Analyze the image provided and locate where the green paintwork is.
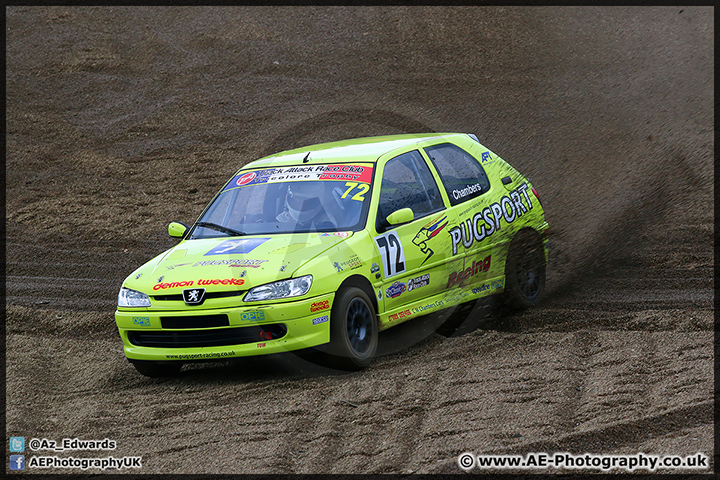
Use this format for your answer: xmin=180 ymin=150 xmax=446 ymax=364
xmin=386 ymin=208 xmax=415 ymax=226
xmin=168 ymin=222 xmax=187 ymax=238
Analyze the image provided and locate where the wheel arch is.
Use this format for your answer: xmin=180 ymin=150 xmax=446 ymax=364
xmin=338 ymin=274 xmax=379 ymax=322
xmin=511 ymin=226 xmax=546 ymax=250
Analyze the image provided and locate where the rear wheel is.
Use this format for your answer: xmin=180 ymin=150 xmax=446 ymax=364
xmin=503 ymin=230 xmax=546 ymax=309
xmin=327 ymin=287 xmax=378 ymax=370
xmin=131 ymin=360 xmax=183 ymax=378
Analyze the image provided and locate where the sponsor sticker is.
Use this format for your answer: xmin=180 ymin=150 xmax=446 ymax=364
xmin=386 ymin=281 xmax=406 ymax=299
xmin=204 ymin=238 xmax=270 ymax=256
xmin=224 ymin=164 xmax=374 ymax=192
xmin=132 ymin=317 xmax=151 ymax=327
xmin=153 ymin=280 xmax=194 ymax=291
xmin=332 ymin=255 xmax=361 ymax=272
xmin=192 ymin=259 xmax=268 ymax=268
xmin=388 ymin=309 xmax=411 ymax=322
xmin=449 ymin=183 xmax=533 ymax=255
xmin=153 ymin=278 xmax=245 ymax=290
xmin=407 ymin=274 xmax=430 ymax=291
xmin=472 ymin=279 xmax=504 ymax=295
xmin=311 ymin=300 xmax=330 ymax=313
xmin=318 ymin=165 xmax=372 ymax=183
xmin=447 ymin=256 xmax=491 ymax=288
xmin=236 ymin=171 xmax=257 ymax=186
xmin=240 ymin=311 xmax=265 ymax=322
xmin=412 ymin=214 xmax=448 ymax=265
xmin=312 ymin=315 xmax=329 ymax=325
xmin=319 ymin=232 xmax=352 ymax=238
xmin=197 ymin=278 xmax=245 ymax=286
xmin=452 ymin=183 xmax=485 ymax=201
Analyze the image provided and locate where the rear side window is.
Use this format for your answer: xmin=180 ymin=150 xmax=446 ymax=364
xmin=424 ymin=143 xmax=490 ymax=206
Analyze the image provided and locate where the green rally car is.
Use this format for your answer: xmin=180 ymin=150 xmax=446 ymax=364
xmin=116 ymin=133 xmax=549 ymax=376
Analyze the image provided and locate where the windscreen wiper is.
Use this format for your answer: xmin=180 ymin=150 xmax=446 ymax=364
xmin=195 ymin=222 xmax=246 ymax=237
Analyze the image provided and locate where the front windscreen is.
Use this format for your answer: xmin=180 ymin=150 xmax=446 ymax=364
xmin=190 ymin=164 xmax=374 ymax=238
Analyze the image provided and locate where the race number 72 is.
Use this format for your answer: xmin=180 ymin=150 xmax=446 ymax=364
xmin=374 ymin=231 xmax=406 ymax=278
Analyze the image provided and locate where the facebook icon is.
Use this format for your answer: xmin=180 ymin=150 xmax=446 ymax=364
xmin=10 ymin=455 xmax=25 ymax=470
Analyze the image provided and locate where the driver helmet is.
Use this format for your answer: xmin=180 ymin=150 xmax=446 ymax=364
xmin=285 ymin=182 xmax=323 ymax=223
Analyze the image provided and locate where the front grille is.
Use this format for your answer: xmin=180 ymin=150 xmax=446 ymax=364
xmin=127 ymin=324 xmax=288 ymax=348
xmin=152 ymin=291 xmax=244 ymax=302
xmin=160 ymin=315 xmax=229 ymax=329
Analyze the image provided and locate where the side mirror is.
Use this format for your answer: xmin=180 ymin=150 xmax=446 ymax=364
xmin=386 ymin=208 xmax=414 ymax=226
xmin=168 ymin=222 xmax=188 ymax=238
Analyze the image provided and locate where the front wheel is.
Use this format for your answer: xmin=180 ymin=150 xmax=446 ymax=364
xmin=327 ymin=287 xmax=378 ymax=370
xmin=503 ymin=230 xmax=546 ymax=309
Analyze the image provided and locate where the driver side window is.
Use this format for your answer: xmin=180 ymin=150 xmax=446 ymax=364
xmin=376 ymin=150 xmax=444 ymax=231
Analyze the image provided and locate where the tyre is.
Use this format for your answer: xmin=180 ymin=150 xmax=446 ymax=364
xmin=503 ymin=229 xmax=546 ymax=309
xmin=131 ymin=360 xmax=183 ymax=378
xmin=327 ymin=287 xmax=378 ymax=370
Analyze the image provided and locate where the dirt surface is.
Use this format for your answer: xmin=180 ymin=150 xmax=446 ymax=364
xmin=5 ymin=6 xmax=714 ymax=474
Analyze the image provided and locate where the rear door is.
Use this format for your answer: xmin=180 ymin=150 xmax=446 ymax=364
xmin=421 ymin=141 xmax=500 ymax=289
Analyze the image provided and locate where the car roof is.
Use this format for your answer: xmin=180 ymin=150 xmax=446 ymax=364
xmin=245 ymin=132 xmax=468 ymax=168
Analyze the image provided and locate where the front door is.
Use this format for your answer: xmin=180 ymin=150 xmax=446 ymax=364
xmin=371 ymin=149 xmax=460 ymax=321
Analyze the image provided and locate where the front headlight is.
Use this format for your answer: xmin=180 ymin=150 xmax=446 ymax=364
xmin=243 ymin=275 xmax=313 ymax=302
xmin=118 ymin=287 xmax=151 ymax=307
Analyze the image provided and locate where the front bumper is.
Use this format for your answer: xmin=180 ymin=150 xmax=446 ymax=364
xmin=115 ymin=293 xmax=333 ymax=362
